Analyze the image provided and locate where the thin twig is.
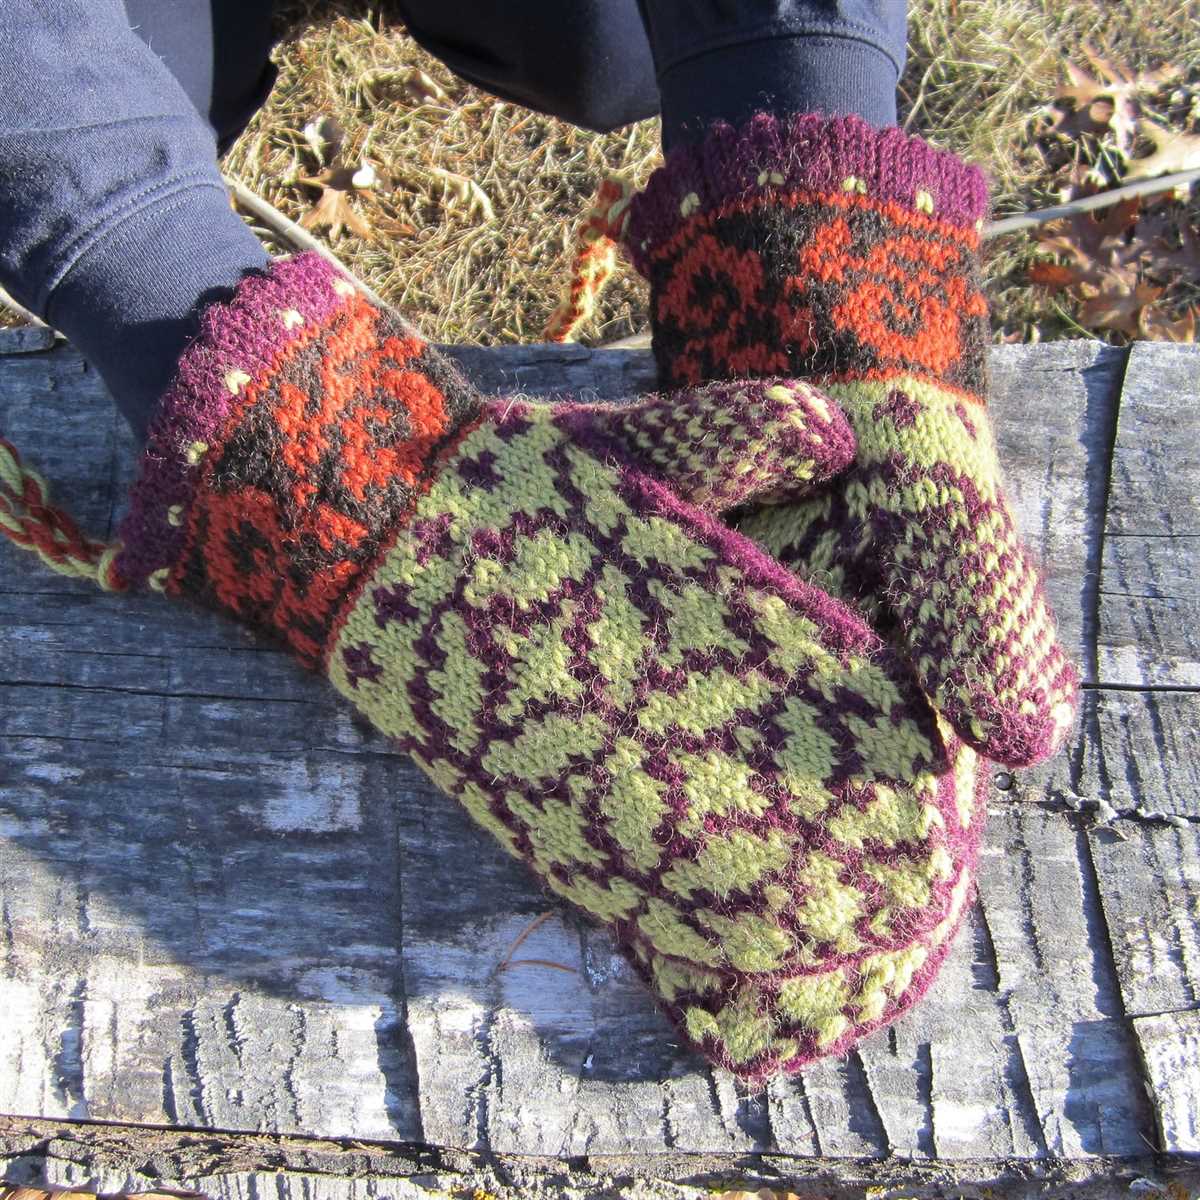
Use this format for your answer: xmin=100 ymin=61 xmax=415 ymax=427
xmin=593 ymin=168 xmax=1200 ymax=348
xmin=496 ymin=909 xmax=554 ymax=969
xmin=985 ymin=166 xmax=1200 ymax=237
xmin=222 ymin=173 xmax=398 ymax=315
xmin=3 ymin=167 xmax=1197 ymax=332
xmin=496 ymin=958 xmax=579 ymax=975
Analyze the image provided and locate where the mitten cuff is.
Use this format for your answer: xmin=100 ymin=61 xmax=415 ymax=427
xmin=111 ymin=251 xmax=482 ymax=668
xmin=624 ymin=112 xmax=990 ymax=275
xmin=113 ymin=253 xmax=356 ymax=590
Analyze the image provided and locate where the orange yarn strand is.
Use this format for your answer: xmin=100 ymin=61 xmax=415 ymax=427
xmin=0 ymin=437 xmax=126 ymax=592
xmin=543 ymin=177 xmax=635 ymax=343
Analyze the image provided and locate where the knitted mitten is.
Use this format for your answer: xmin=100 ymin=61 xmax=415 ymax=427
xmin=588 ymin=420 xmax=988 ymax=1080
xmin=620 ymin=114 xmax=1079 ymax=767
xmin=625 ymin=726 xmax=985 ymax=1082
xmin=90 ymin=251 xmax=970 ymax=1078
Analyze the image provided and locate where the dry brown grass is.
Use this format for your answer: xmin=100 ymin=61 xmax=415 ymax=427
xmin=219 ymin=0 xmax=1200 ymax=347
xmin=900 ymin=0 xmax=1200 ymax=341
xmin=221 ymin=0 xmax=662 ymax=347
xmin=2 ymin=1 xmax=1197 ymax=341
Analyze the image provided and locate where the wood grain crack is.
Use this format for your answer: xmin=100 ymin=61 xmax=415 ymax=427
xmin=51 ymin=979 xmax=86 ymax=1120
xmin=732 ymin=1085 xmax=775 ymax=1151
xmin=977 ymin=886 xmax=1050 ymax=1156
xmin=177 ymin=1010 xmax=208 ymax=1125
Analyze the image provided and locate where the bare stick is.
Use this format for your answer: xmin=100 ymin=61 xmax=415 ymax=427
xmin=222 ymin=174 xmax=398 ymax=315
xmin=986 ymin=167 xmax=1200 ymax=237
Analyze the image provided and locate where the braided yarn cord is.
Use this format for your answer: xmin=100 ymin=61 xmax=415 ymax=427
xmin=543 ymin=177 xmax=634 ymax=343
xmin=0 ymin=437 xmax=125 ymax=590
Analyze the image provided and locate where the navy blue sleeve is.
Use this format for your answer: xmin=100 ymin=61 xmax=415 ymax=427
xmin=637 ymin=0 xmax=907 ymax=147
xmin=0 ymin=0 xmax=268 ymax=443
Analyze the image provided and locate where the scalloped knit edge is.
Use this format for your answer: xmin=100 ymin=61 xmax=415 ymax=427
xmin=112 ymin=253 xmax=365 ymax=590
xmin=624 ymin=112 xmax=990 ymax=276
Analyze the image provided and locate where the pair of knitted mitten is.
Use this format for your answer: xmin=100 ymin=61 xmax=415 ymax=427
xmin=621 ymin=113 xmax=1080 ymax=769
xmin=95 ymin=251 xmax=977 ymax=1081
xmin=602 ymin=113 xmax=1080 ymax=1076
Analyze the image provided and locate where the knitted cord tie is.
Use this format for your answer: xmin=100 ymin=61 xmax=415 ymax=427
xmin=0 ymin=437 xmax=126 ymax=591
xmin=543 ymin=176 xmax=634 ymax=343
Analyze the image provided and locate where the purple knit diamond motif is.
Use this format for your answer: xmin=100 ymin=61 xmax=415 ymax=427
xmin=341 ymin=642 xmax=384 ymax=688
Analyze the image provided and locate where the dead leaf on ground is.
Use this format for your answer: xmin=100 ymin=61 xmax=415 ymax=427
xmin=1040 ymin=49 xmax=1179 ymax=154
xmin=371 ymin=213 xmax=418 ymax=239
xmin=1033 ymin=198 xmax=1143 ymax=291
xmin=1139 ymin=304 xmax=1198 ymax=341
xmin=1125 ymin=118 xmax=1200 ymax=182
xmin=1028 ymin=261 xmax=1083 ymax=288
xmin=1078 ymin=280 xmax=1165 ymax=335
xmin=297 ymin=164 xmax=375 ymax=240
xmin=301 ymin=113 xmax=344 ymax=166
xmin=1030 ymin=199 xmax=1199 ymax=341
xmin=1137 ymin=207 xmax=1200 ymax=274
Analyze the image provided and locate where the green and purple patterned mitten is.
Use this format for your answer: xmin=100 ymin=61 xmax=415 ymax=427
xmin=621 ymin=113 xmax=1080 ymax=768
xmin=97 ymin=250 xmax=971 ymax=1081
xmin=589 ymin=408 xmax=989 ymax=1081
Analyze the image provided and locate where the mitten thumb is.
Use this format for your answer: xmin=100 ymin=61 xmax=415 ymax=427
xmin=554 ymin=377 xmax=855 ymax=516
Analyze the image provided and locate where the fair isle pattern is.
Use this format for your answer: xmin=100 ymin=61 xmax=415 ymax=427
xmin=106 ymin=248 xmax=978 ymax=1080
xmin=637 ymin=188 xmax=989 ymax=397
xmin=327 ymin=401 xmax=972 ymax=982
xmin=163 ymin=290 xmax=480 ymax=667
xmin=556 ymin=377 xmax=857 ymax=513
xmin=110 ymin=252 xmax=482 ymax=667
xmin=621 ymin=112 xmax=1080 ymax=768
xmin=113 ymin=255 xmax=356 ymax=591
xmin=626 ymin=732 xmax=984 ymax=1084
xmin=737 ymin=377 xmax=1079 ymax=765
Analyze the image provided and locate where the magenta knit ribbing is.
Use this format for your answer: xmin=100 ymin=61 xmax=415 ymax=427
xmin=624 ymin=113 xmax=991 ymax=277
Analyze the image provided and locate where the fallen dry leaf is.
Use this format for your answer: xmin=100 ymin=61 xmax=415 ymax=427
xmin=297 ymin=165 xmax=374 ymax=240
xmin=1138 ymin=208 xmax=1200 ymax=274
xmin=1031 ymin=198 xmax=1200 ymax=340
xmin=1041 ymin=50 xmax=1179 ymax=154
xmin=1033 ymin=198 xmax=1143 ymax=291
xmin=301 ymin=114 xmax=344 ymax=166
xmin=1125 ymin=118 xmax=1200 ymax=182
xmin=1139 ymin=304 xmax=1198 ymax=341
xmin=351 ymin=161 xmax=377 ymax=189
xmin=1028 ymin=261 xmax=1089 ymax=288
xmin=1078 ymin=279 xmax=1165 ymax=335
xmin=370 ymin=213 xmax=418 ymax=239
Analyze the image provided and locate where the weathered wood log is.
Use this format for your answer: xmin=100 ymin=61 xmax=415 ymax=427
xmin=1 ymin=331 xmax=1197 ymax=1198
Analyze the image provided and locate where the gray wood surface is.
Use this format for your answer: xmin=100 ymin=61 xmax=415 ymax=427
xmin=1 ymin=332 xmax=1198 ymax=1197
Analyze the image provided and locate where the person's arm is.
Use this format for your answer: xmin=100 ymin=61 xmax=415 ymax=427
xmin=0 ymin=0 xmax=268 ymax=443
xmin=636 ymin=0 xmax=907 ymax=147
